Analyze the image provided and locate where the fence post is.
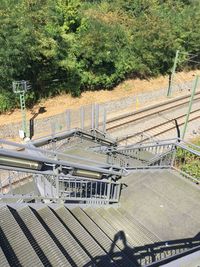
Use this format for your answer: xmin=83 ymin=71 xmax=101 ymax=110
xmin=95 ymin=104 xmax=99 ymax=129
xmin=91 ymin=104 xmax=95 ymax=129
xmin=66 ymin=109 xmax=71 ymax=131
xmin=171 ymin=145 xmax=177 ymax=168
xmin=33 ymin=174 xmax=38 ymax=197
xmin=106 ymin=178 xmax=112 ymax=204
xmin=0 ymin=179 xmax=2 ymax=194
xmin=8 ymin=174 xmax=13 ymax=195
xmin=103 ymin=107 xmax=107 ymax=133
xmin=80 ymin=106 xmax=84 ymax=130
xmin=51 ymin=120 xmax=55 ymax=137
xmin=53 ymin=164 xmax=59 ymax=200
xmin=116 ymin=183 xmax=121 ymax=202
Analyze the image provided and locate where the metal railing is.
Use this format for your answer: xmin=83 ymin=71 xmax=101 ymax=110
xmin=0 ymin=166 xmax=121 ymax=205
xmin=58 ymin=175 xmax=120 ymax=204
xmin=104 ymin=139 xmax=176 ymax=168
xmin=108 ymin=138 xmax=200 ymax=181
xmin=0 ymin=137 xmax=199 ymax=205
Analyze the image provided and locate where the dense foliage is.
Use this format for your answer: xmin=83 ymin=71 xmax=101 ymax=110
xmin=0 ymin=0 xmax=200 ymax=111
xmin=176 ymin=147 xmax=200 ymax=179
xmin=175 ymin=138 xmax=200 ymax=179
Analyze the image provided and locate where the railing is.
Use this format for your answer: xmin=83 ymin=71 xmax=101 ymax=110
xmin=117 ymin=132 xmax=159 ymax=146
xmin=0 ymin=167 xmax=121 ymax=205
xmin=0 ymin=169 xmax=33 ymax=195
xmin=105 ymin=139 xmax=176 ymax=168
xmin=58 ymin=175 xmax=120 ymax=204
xmin=0 ymin=137 xmax=199 ymax=205
xmin=110 ymin=138 xmax=200 ymax=181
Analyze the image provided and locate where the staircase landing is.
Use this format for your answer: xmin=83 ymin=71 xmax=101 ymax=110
xmin=120 ymin=170 xmax=200 ymax=240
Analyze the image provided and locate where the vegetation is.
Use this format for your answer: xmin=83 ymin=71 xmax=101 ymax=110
xmin=175 ymin=138 xmax=200 ymax=179
xmin=0 ymin=0 xmax=200 ymax=111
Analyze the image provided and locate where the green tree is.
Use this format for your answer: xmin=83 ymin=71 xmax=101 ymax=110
xmin=0 ymin=0 xmax=82 ymax=110
xmin=0 ymin=0 xmax=200 ymax=112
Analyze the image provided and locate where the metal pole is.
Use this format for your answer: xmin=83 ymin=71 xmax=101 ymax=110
xmin=51 ymin=120 xmax=55 ymax=137
xmin=103 ymin=107 xmax=107 ymax=133
xmin=91 ymin=104 xmax=95 ymax=129
xmin=95 ymin=104 xmax=99 ymax=129
xmin=66 ymin=109 xmax=71 ymax=131
xmin=167 ymin=50 xmax=179 ymax=97
xmin=80 ymin=106 xmax=84 ymax=130
xmin=19 ymin=92 xmax=27 ymax=137
xmin=182 ymin=75 xmax=199 ymax=140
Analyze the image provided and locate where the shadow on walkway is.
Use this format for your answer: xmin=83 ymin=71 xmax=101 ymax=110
xmin=84 ymin=230 xmax=200 ymax=267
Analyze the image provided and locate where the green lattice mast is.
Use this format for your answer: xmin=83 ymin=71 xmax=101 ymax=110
xmin=12 ymin=80 xmax=30 ymax=138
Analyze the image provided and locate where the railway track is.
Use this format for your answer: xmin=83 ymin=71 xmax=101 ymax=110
xmin=118 ymin=108 xmax=200 ymax=144
xmin=106 ymin=91 xmax=200 ymax=132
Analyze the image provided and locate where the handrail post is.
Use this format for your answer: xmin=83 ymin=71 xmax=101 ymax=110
xmin=106 ymin=178 xmax=112 ymax=203
xmin=116 ymin=183 xmax=121 ymax=202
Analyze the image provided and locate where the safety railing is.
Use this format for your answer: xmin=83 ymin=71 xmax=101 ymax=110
xmin=110 ymin=138 xmax=200 ymax=181
xmin=0 ymin=166 xmax=121 ymax=205
xmin=0 ymin=137 xmax=199 ymax=205
xmin=58 ymin=175 xmax=121 ymax=204
xmin=105 ymin=139 xmax=176 ymax=168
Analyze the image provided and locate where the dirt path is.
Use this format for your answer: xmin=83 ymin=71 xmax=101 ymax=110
xmin=0 ymin=70 xmax=199 ymax=126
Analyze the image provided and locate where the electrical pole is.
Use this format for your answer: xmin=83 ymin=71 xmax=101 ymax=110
xmin=167 ymin=50 xmax=179 ymax=97
xmin=181 ymin=75 xmax=199 ymax=140
xmin=13 ymin=80 xmax=30 ymax=138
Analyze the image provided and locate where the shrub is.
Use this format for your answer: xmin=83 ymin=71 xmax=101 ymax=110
xmin=0 ymin=90 xmax=15 ymax=113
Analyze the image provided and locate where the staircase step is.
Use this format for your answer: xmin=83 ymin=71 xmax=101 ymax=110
xmin=84 ymin=207 xmax=119 ymax=242
xmin=33 ymin=205 xmax=91 ymax=267
xmin=117 ymin=207 xmax=161 ymax=243
xmin=16 ymin=206 xmax=70 ymax=266
xmin=84 ymin=207 xmax=140 ymax=265
xmin=0 ymin=205 xmax=43 ymax=267
xmin=71 ymin=207 xmax=136 ymax=266
xmin=0 ymin=247 xmax=11 ymax=267
xmin=111 ymin=207 xmax=156 ymax=244
xmin=97 ymin=207 xmax=143 ymax=247
xmin=54 ymin=206 xmax=107 ymax=266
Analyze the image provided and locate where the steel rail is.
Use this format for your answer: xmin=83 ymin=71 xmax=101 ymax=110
xmin=106 ymin=91 xmax=200 ymax=131
xmin=118 ymin=108 xmax=200 ymax=143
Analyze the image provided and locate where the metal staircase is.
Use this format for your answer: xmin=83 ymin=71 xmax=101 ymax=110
xmin=0 ymin=131 xmax=200 ymax=266
xmin=1 ymin=203 xmax=200 ymax=267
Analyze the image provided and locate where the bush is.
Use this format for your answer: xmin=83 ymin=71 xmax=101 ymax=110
xmin=0 ymin=0 xmax=200 ymax=110
xmin=0 ymin=90 xmax=15 ymax=113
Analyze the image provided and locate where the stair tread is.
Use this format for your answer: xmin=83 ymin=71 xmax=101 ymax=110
xmin=17 ymin=206 xmax=70 ymax=266
xmin=0 ymin=247 xmax=11 ymax=267
xmin=0 ymin=205 xmax=43 ymax=267
xmin=72 ymin=207 xmax=136 ymax=267
xmin=34 ymin=206 xmax=91 ymax=267
xmin=55 ymin=206 xmax=106 ymax=261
